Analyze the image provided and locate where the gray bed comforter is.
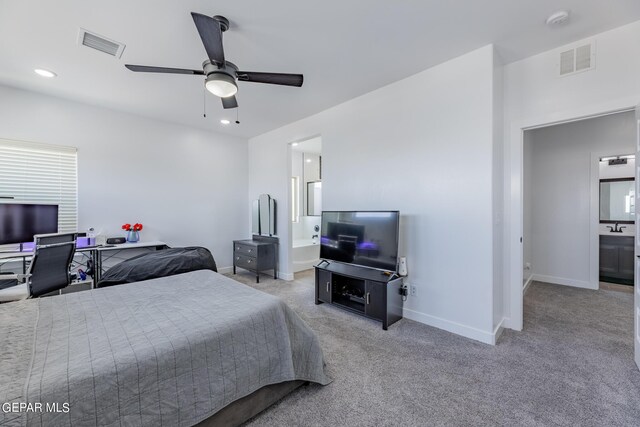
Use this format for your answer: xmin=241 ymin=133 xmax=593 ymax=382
xmin=0 ymin=270 xmax=330 ymax=427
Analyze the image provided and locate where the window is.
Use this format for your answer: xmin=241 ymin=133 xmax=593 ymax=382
xmin=0 ymin=139 xmax=78 ymax=234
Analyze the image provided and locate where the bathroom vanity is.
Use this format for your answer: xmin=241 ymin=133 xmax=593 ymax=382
xmin=599 ymin=177 xmax=635 ymax=285
xmin=599 ymin=234 xmax=634 ymax=285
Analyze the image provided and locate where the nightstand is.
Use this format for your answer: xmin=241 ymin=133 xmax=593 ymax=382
xmin=233 ymin=236 xmax=278 ymax=283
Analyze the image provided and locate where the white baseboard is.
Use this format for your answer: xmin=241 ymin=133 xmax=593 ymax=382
xmin=218 ymin=266 xmax=233 ymax=274
xmin=219 ymin=266 xmax=293 ymax=281
xmin=523 ymin=273 xmax=534 ymax=294
xmin=279 ymin=272 xmax=294 ymax=281
xmin=293 ymin=260 xmax=318 ymax=273
xmin=501 ymin=316 xmax=521 ymax=331
xmin=492 ymin=317 xmax=506 ymax=344
xmin=403 ymin=307 xmax=499 ymax=345
xmin=531 ymin=274 xmax=596 ymax=290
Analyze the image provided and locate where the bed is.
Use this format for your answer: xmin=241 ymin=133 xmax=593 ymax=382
xmin=0 ymin=269 xmax=330 ymax=426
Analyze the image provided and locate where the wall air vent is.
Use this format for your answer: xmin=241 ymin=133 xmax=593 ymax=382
xmin=558 ymin=41 xmax=595 ymax=77
xmin=77 ymin=29 xmax=125 ymax=58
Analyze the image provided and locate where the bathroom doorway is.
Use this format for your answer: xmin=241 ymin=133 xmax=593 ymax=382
xmin=598 ymin=155 xmax=635 ymax=289
xmin=289 ymin=137 xmax=322 ymax=273
xmin=522 ymin=110 xmax=636 ymax=292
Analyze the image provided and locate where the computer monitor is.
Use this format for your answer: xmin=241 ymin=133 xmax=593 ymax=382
xmin=0 ymin=203 xmax=59 ymax=245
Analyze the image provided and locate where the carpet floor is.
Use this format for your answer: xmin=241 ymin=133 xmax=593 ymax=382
xmin=227 ymin=271 xmax=640 ymax=426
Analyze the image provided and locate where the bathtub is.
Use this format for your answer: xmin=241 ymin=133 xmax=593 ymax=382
xmin=292 ymin=239 xmax=320 ymax=272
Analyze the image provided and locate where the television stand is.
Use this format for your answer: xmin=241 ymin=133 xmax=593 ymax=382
xmin=314 ymin=261 xmax=403 ymax=330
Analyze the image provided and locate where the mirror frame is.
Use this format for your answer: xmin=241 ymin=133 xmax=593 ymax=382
xmin=599 ymin=177 xmax=635 ymax=224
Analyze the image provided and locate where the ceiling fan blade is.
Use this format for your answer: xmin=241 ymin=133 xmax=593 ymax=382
xmin=125 ymin=64 xmax=204 ymax=75
xmin=191 ymin=12 xmax=225 ymax=66
xmin=221 ymin=95 xmax=238 ymax=109
xmin=236 ymin=71 xmax=303 ymax=87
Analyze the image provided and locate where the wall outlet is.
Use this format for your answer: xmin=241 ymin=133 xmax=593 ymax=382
xmin=410 ymin=284 xmax=417 ymax=297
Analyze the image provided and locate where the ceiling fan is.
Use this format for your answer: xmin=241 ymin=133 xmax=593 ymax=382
xmin=125 ymin=12 xmax=303 ymax=110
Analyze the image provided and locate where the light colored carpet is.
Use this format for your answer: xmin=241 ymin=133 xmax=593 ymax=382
xmin=228 ymin=271 xmax=640 ymax=426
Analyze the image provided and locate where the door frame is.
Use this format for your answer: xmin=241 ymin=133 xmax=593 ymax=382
xmin=505 ymin=96 xmax=639 ymax=331
xmin=286 ymin=135 xmax=322 ymax=278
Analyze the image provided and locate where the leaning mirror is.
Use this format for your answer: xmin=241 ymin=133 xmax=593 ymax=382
xmin=255 ymin=193 xmax=276 ymax=236
xmin=307 ymin=181 xmax=322 ymax=216
xmin=600 ymin=178 xmax=635 ymax=223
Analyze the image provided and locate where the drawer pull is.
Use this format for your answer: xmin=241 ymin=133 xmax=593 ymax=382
xmin=366 ymin=292 xmax=370 ymax=305
xmin=236 ymin=257 xmax=240 ymax=260
xmin=247 ymin=260 xmax=251 ymax=264
xmin=236 ymin=247 xmax=240 ymax=250
xmin=326 ymin=282 xmax=330 ymax=293
xmin=248 ymin=249 xmax=252 ymax=253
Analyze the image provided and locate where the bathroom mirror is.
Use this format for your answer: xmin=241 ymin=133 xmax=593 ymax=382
xmin=600 ymin=178 xmax=635 ymax=223
xmin=307 ymin=181 xmax=322 ymax=216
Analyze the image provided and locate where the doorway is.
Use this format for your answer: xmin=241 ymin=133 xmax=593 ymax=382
xmin=522 ymin=111 xmax=637 ymax=293
xmin=289 ymin=137 xmax=322 ymax=273
xmin=598 ymin=158 xmax=635 ymax=288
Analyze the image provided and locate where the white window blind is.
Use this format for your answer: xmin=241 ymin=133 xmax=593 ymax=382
xmin=0 ymin=139 xmax=78 ymax=234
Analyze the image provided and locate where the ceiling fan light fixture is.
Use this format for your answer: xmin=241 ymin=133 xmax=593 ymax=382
xmin=34 ymin=68 xmax=57 ymax=78
xmin=205 ymin=72 xmax=238 ymax=98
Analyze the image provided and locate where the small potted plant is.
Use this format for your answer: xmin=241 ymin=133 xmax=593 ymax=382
xmin=122 ymin=223 xmax=143 ymax=243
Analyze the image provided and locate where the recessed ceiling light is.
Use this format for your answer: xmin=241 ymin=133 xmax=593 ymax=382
xmin=34 ymin=68 xmax=57 ymax=78
xmin=546 ymin=10 xmax=570 ymax=27
xmin=291 ymin=142 xmax=299 ymax=147
xmin=306 ymin=159 xmax=312 ymax=163
xmin=220 ymin=119 xmax=230 ymax=125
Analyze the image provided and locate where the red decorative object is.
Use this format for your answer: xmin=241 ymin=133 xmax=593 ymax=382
xmin=122 ymin=223 xmax=143 ymax=231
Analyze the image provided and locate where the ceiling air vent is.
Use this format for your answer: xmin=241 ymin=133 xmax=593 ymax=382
xmin=77 ymin=28 xmax=125 ymax=58
xmin=559 ymin=41 xmax=595 ymax=77
xmin=559 ymin=49 xmax=575 ymax=75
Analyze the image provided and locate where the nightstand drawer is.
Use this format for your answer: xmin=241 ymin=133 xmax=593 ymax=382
xmin=234 ymin=254 xmax=257 ymax=270
xmin=234 ymin=243 xmax=257 ymax=256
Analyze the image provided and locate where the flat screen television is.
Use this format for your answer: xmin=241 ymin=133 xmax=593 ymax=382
xmin=0 ymin=203 xmax=59 ymax=245
xmin=320 ymin=211 xmax=399 ymax=271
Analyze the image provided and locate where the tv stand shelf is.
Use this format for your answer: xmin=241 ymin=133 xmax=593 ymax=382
xmin=315 ymin=261 xmax=403 ymax=330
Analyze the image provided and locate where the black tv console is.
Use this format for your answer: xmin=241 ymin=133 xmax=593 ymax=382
xmin=314 ymin=261 xmax=403 ymax=330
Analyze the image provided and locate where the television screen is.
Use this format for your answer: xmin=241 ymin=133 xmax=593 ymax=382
xmin=320 ymin=211 xmax=399 ymax=271
xmin=0 ymin=203 xmax=59 ymax=245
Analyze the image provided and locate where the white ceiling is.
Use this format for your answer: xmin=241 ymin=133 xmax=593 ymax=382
xmin=1 ymin=1 xmax=640 ymax=139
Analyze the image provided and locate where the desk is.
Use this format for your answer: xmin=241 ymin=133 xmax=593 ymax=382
xmin=0 ymin=240 xmax=168 ymax=286
xmin=0 ymin=246 xmax=96 ymax=275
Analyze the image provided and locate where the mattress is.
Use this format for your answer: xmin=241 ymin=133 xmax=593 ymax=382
xmin=0 ymin=270 xmax=330 ymax=426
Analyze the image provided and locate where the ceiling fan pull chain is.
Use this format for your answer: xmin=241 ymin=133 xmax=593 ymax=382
xmin=203 ymin=86 xmax=207 ymax=118
xmin=236 ymin=107 xmax=240 ymax=124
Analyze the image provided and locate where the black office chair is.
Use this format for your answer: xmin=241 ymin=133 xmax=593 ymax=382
xmin=0 ymin=232 xmax=78 ymax=302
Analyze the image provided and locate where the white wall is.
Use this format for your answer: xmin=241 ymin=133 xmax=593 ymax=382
xmin=503 ymin=20 xmax=640 ymax=329
xmin=249 ymin=45 xmax=501 ymax=344
xmin=492 ymin=52 xmax=504 ymax=331
xmin=523 ymin=131 xmax=534 ymax=285
xmin=524 ymin=111 xmax=636 ymax=289
xmin=599 ymin=158 xmax=635 ymax=179
xmin=0 ymin=84 xmax=248 ymax=271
